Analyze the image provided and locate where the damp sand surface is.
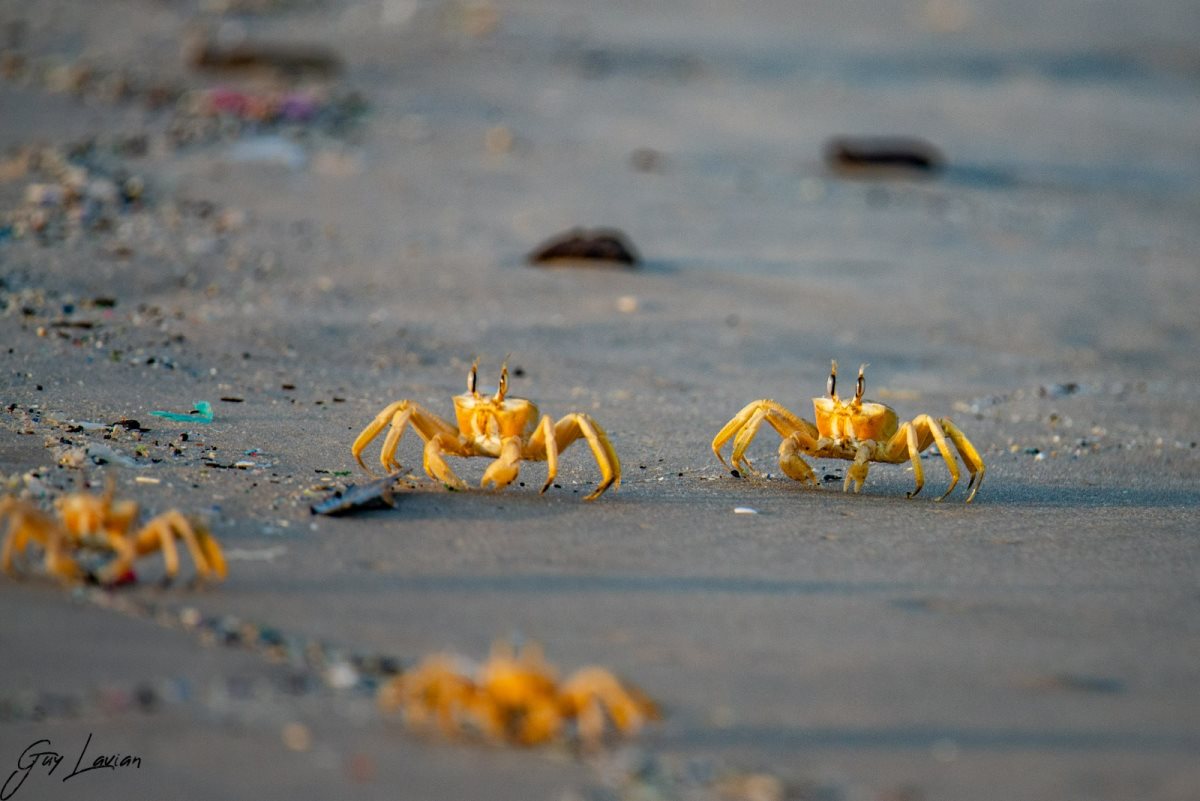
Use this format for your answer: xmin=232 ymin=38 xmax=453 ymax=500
xmin=1 ymin=1 xmax=1199 ymax=799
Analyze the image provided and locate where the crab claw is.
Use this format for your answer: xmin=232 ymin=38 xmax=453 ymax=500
xmin=481 ymin=439 xmax=522 ymax=490
xmin=481 ymin=461 xmax=519 ymax=490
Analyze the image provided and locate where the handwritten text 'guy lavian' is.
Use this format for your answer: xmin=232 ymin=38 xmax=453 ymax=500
xmin=2 ymin=733 xmax=141 ymax=799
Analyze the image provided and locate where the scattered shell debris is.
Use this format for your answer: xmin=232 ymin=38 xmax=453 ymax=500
xmin=223 ymin=545 xmax=288 ymax=562
xmin=0 ymin=587 xmax=408 ymax=726
xmin=0 ymin=145 xmax=146 ymax=241
xmin=587 ymin=749 xmax=810 ymax=801
xmin=732 ymin=506 xmax=758 ymax=515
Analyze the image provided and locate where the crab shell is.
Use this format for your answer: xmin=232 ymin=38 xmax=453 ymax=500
xmin=452 ymin=390 xmax=540 ymax=456
xmin=812 ymin=396 xmax=899 ymax=444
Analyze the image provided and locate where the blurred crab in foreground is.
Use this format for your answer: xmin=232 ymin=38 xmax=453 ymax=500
xmin=713 ymin=360 xmax=985 ymax=502
xmin=1 ymin=483 xmax=226 ymax=586
xmin=352 ymin=361 xmax=620 ymax=500
xmin=378 ymin=640 xmax=659 ymax=749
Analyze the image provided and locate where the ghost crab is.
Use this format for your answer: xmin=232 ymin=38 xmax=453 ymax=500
xmin=712 ymin=360 xmax=985 ymax=502
xmin=352 ymin=362 xmax=621 ymax=500
xmin=1 ymin=482 xmax=226 ymax=586
xmin=377 ymin=640 xmax=659 ymax=748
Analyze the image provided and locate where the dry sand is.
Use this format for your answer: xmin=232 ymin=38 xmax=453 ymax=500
xmin=2 ymin=1 xmax=1199 ymax=799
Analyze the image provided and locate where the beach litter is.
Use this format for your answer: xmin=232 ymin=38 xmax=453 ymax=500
xmin=310 ymin=472 xmax=407 ymax=516
xmin=151 ymin=401 xmax=214 ymax=424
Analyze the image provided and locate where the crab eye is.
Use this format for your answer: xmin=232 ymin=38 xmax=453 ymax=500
xmin=827 ymin=360 xmax=838 ymax=398
xmin=856 ymin=364 xmax=866 ymax=401
xmin=467 ymin=361 xmax=479 ymax=395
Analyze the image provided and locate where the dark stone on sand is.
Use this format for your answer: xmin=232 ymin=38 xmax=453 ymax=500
xmin=824 ymin=136 xmax=945 ymax=176
xmin=527 ymin=227 xmax=640 ymax=267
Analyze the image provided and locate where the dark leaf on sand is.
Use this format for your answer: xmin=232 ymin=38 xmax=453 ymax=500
xmin=311 ymin=473 xmax=406 ymax=516
xmin=528 ymin=227 xmax=640 ymax=267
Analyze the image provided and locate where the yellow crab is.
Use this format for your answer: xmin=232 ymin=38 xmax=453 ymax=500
xmin=352 ymin=362 xmax=620 ymax=500
xmin=712 ymin=360 xmax=985 ymax=502
xmin=1 ymin=484 xmax=226 ymax=585
xmin=377 ymin=640 xmax=659 ymax=748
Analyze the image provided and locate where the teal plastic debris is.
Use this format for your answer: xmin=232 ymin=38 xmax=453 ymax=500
xmin=150 ymin=401 xmax=214 ymax=424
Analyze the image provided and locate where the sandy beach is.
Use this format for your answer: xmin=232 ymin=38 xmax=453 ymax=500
xmin=2 ymin=1 xmax=1199 ymax=799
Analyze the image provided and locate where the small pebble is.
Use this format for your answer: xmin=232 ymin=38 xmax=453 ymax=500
xmin=733 ymin=506 xmax=758 ymax=515
xmin=616 ymin=295 xmax=639 ymax=313
xmin=325 ymin=660 xmax=360 ymax=690
xmin=484 ymin=124 xmax=514 ymax=154
xmin=281 ymin=721 xmax=312 ymax=752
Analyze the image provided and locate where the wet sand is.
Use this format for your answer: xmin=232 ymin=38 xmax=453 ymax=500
xmin=2 ymin=1 xmax=1199 ymax=799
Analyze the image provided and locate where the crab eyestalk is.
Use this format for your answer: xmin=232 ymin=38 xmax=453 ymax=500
xmin=494 ymin=363 xmax=509 ymax=403
xmin=854 ymin=364 xmax=867 ymax=406
xmin=467 ymin=360 xmax=480 ymax=396
xmin=827 ymin=360 xmax=839 ymax=401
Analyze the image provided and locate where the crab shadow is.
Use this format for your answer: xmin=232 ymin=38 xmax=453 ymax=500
xmin=706 ymin=468 xmax=1200 ymax=511
xmin=960 ymin=480 xmax=1200 ymax=510
xmin=323 ymin=482 xmax=609 ymax=523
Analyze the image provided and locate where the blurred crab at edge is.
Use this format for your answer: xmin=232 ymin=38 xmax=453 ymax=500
xmin=1 ymin=482 xmax=227 ymax=586
xmin=713 ymin=360 xmax=985 ymax=502
xmin=378 ymin=640 xmax=660 ymax=749
xmin=352 ymin=361 xmax=620 ymax=500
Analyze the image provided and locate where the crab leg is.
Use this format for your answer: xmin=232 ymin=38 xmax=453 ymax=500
xmin=140 ymin=515 xmax=182 ymax=580
xmin=713 ymin=400 xmax=769 ymax=472
xmin=521 ymin=414 xmax=559 ymax=493
xmin=712 ymin=400 xmax=819 ymax=477
xmin=920 ymin=416 xmax=961 ymax=500
xmin=940 ymin=417 xmax=985 ymax=503
xmin=549 ymin=413 xmax=620 ymax=501
xmin=1 ymin=505 xmax=84 ymax=582
xmin=46 ymin=533 xmax=85 ymax=583
xmin=352 ymin=400 xmax=460 ymax=474
xmin=879 ymin=415 xmax=960 ymax=500
xmin=1 ymin=502 xmax=38 ymax=575
xmin=352 ymin=400 xmax=407 ymax=471
xmin=93 ymin=511 xmax=228 ymax=585
xmin=144 ymin=511 xmax=227 ymax=580
xmin=93 ymin=512 xmax=179 ymax=585
xmin=559 ymin=666 xmax=659 ymax=749
xmin=423 ymin=433 xmax=473 ymax=490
